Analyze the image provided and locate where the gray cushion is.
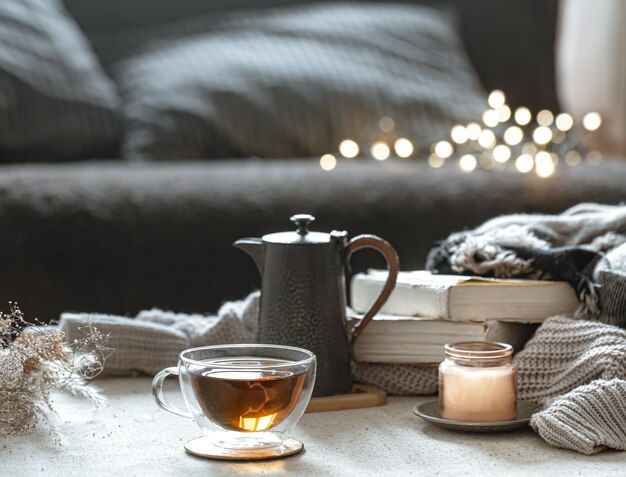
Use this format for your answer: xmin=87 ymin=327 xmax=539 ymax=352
xmin=0 ymin=0 xmax=120 ymax=162
xmin=92 ymin=2 xmax=485 ymax=160
xmin=65 ymin=0 xmax=560 ymax=111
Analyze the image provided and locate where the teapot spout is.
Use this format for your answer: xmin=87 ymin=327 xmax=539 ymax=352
xmin=233 ymin=238 xmax=265 ymax=275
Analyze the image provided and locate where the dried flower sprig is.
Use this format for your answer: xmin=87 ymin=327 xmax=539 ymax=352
xmin=0 ymin=302 xmax=113 ymax=440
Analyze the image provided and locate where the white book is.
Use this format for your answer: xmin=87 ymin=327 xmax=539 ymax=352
xmin=352 ymin=314 xmax=533 ymax=364
xmin=351 ymin=270 xmax=579 ymax=323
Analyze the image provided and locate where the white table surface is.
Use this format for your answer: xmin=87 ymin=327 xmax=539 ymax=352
xmin=1 ymin=378 xmax=624 ymax=476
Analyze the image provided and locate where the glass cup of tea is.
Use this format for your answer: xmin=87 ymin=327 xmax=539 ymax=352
xmin=152 ymin=344 xmax=316 ymax=453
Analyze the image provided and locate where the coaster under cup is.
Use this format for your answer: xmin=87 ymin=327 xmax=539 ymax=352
xmin=185 ymin=436 xmax=304 ymax=461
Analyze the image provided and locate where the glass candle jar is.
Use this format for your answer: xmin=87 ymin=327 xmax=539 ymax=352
xmin=439 ymin=342 xmax=517 ymax=422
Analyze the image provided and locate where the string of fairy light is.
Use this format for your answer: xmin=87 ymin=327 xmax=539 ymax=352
xmin=319 ymin=89 xmax=603 ymax=177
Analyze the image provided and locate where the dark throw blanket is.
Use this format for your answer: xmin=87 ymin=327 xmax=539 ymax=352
xmin=426 ymin=203 xmax=626 ymax=326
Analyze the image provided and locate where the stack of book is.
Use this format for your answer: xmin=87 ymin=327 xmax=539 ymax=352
xmin=351 ymin=270 xmax=580 ymax=364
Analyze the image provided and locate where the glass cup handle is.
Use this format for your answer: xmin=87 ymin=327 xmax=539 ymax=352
xmin=151 ymin=367 xmax=193 ymax=419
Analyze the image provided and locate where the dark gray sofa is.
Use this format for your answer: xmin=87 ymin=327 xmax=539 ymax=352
xmin=2 ymin=0 xmax=625 ymax=322
xmin=2 ymin=159 xmax=625 ymax=322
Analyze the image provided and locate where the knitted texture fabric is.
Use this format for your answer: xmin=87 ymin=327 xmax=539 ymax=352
xmin=513 ymin=316 xmax=626 ymax=403
xmin=426 ymin=203 xmax=626 ymax=320
xmin=530 ymin=379 xmax=626 ymax=455
xmin=595 ymin=269 xmax=626 ymax=328
xmin=59 ymin=292 xmax=258 ymax=375
xmin=351 ymin=362 xmax=438 ymax=395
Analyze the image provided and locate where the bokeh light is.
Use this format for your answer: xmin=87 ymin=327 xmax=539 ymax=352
xmin=497 ymin=105 xmax=511 ymax=122
xmin=586 ymin=150 xmax=602 ymax=165
xmin=434 ymin=140 xmax=453 ymax=158
xmin=466 ymin=122 xmax=482 ymax=141
xmin=555 ymin=113 xmax=573 ymax=132
xmin=533 ymin=126 xmax=553 ymax=145
xmin=493 ymin=145 xmax=511 ymax=163
xmin=394 ymin=138 xmax=414 ymax=158
xmin=514 ymin=107 xmax=532 ymax=126
xmin=515 ymin=154 xmax=534 ymax=173
xmin=482 ymin=110 xmax=499 ymax=128
xmin=477 ymin=129 xmax=496 ymax=149
xmin=320 ymin=154 xmax=337 ymax=171
xmin=535 ymin=151 xmax=556 ymax=178
xmin=378 ymin=116 xmax=395 ymax=133
xmin=488 ymin=90 xmax=506 ymax=109
xmin=338 ymin=139 xmax=359 ymax=158
xmin=428 ymin=154 xmax=445 ymax=168
xmin=450 ymin=125 xmax=468 ymax=144
xmin=583 ymin=112 xmax=602 ymax=131
xmin=537 ymin=110 xmax=554 ymax=127
xmin=564 ymin=150 xmax=581 ymax=166
xmin=371 ymin=142 xmax=390 ymax=160
xmin=503 ymin=126 xmax=524 ymax=146
xmin=459 ymin=154 xmax=477 ymax=172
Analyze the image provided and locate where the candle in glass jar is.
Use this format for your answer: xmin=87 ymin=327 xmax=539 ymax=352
xmin=439 ymin=342 xmax=517 ymax=422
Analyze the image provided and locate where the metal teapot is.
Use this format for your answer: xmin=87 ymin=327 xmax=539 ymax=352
xmin=234 ymin=214 xmax=399 ymax=396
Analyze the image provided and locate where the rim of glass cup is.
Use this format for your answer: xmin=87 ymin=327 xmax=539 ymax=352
xmin=444 ymin=341 xmax=513 ymax=360
xmin=179 ymin=343 xmax=316 ymax=369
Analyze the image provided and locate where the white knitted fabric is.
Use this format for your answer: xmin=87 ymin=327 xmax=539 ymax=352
xmin=59 ymin=292 xmax=258 ymax=375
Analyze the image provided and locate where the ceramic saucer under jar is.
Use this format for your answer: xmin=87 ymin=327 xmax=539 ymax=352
xmin=413 ymin=400 xmax=540 ymax=433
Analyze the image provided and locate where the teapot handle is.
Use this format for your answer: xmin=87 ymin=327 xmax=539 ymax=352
xmin=346 ymin=235 xmax=400 ymax=340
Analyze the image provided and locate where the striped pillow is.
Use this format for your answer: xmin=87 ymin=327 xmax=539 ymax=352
xmin=0 ymin=0 xmax=120 ymax=162
xmin=96 ymin=2 xmax=485 ymax=160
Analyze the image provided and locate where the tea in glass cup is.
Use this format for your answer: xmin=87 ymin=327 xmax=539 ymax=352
xmin=152 ymin=344 xmax=316 ymax=458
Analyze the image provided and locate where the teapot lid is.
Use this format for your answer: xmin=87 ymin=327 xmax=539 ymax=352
xmin=263 ymin=214 xmax=333 ymax=244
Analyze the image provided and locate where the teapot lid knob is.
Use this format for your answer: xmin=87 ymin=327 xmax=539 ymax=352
xmin=290 ymin=214 xmax=315 ymax=236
